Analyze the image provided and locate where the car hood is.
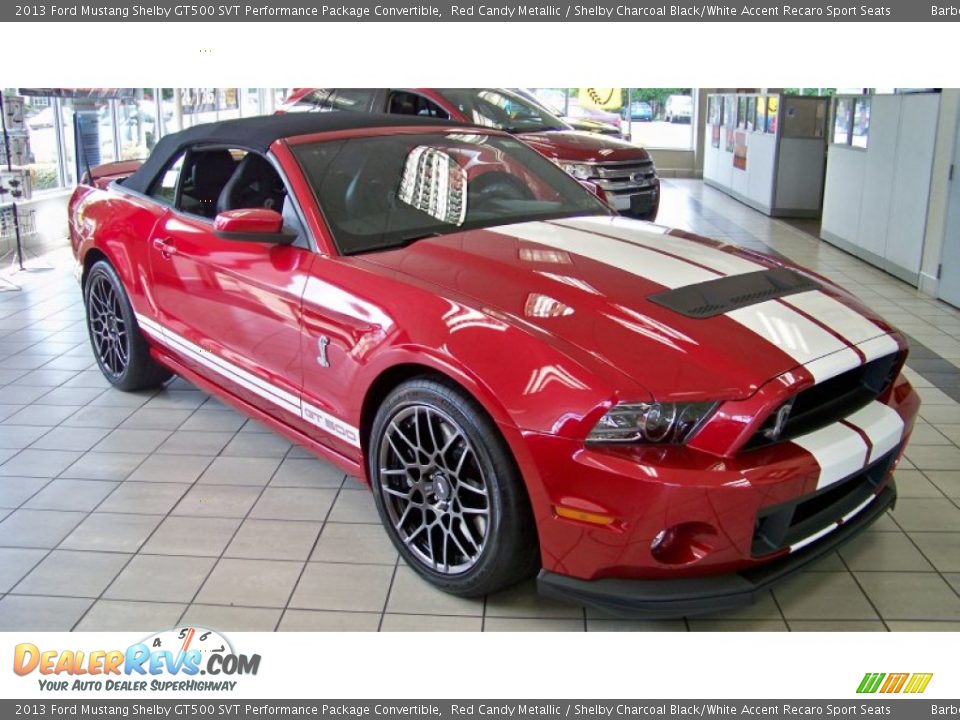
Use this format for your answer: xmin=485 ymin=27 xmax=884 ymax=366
xmin=360 ymin=216 xmax=897 ymax=401
xmin=515 ymin=130 xmax=649 ymax=163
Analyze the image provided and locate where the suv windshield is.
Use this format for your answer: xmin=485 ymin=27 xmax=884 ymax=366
xmin=292 ymin=131 xmax=610 ymax=255
xmin=435 ymin=89 xmax=569 ymax=133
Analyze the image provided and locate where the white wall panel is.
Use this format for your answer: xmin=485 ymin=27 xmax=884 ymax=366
xmin=855 ymin=94 xmax=900 ymax=260
xmin=822 ymin=147 xmax=866 ymax=244
xmin=885 ymin=93 xmax=940 ymax=276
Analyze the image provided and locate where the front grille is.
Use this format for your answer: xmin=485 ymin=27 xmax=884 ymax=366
xmin=586 ymin=160 xmax=657 ymax=196
xmin=745 ymin=350 xmax=904 ymax=451
xmin=751 ymin=447 xmax=898 ymax=557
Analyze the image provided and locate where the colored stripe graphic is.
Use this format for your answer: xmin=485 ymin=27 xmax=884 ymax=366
xmin=880 ymin=673 xmax=908 ymax=693
xmin=857 ymin=673 xmax=885 ymax=693
xmin=857 ymin=673 xmax=932 ymax=693
xmin=904 ymin=674 xmax=933 ymax=694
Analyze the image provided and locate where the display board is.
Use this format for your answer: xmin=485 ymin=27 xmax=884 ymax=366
xmin=703 ymin=93 xmax=827 ymax=217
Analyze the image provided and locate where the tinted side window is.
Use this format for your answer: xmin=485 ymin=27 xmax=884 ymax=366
xmin=387 ymin=91 xmax=449 ymax=119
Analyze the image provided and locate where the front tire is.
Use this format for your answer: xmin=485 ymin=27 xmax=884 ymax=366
xmin=369 ymin=378 xmax=539 ymax=597
xmin=84 ymin=260 xmax=172 ymax=392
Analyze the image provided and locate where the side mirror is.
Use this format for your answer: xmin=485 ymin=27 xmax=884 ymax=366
xmin=213 ymin=208 xmax=294 ymax=244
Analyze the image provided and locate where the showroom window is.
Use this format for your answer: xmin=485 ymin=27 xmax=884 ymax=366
xmin=619 ymin=89 xmax=695 ymax=150
xmin=4 ymin=87 xmax=299 ymax=198
xmin=13 ymin=93 xmax=64 ymax=191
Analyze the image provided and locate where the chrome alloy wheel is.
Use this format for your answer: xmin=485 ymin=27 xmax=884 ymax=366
xmin=377 ymin=405 xmax=491 ymax=574
xmin=87 ymin=274 xmax=129 ymax=378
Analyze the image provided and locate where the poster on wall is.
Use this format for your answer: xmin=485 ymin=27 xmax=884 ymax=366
xmin=710 ymin=96 xmax=722 ymax=148
xmin=756 ymin=96 xmax=767 ymax=133
xmin=724 ymin=95 xmax=736 ymax=152
xmin=766 ymin=95 xmax=779 ymax=133
xmin=733 ymin=130 xmax=748 ymax=170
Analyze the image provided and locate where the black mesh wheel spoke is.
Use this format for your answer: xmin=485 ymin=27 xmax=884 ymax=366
xmin=378 ymin=404 xmax=491 ymax=574
xmin=87 ymin=276 xmax=130 ymax=380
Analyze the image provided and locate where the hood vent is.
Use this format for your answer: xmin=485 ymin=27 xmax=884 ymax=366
xmin=648 ymin=268 xmax=820 ymax=319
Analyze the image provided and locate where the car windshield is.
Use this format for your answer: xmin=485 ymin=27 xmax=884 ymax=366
xmin=435 ymin=89 xmax=568 ymax=133
xmin=292 ymin=131 xmax=611 ymax=255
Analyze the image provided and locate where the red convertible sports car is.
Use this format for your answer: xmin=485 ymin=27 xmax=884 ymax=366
xmin=69 ymin=113 xmax=919 ymax=616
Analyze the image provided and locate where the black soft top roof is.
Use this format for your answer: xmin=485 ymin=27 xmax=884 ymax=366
xmin=122 ymin=112 xmax=466 ymax=194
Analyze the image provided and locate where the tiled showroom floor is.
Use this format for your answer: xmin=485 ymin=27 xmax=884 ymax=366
xmin=1 ymin=179 xmax=960 ymax=632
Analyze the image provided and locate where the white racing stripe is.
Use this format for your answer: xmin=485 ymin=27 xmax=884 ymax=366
xmin=802 ymin=350 xmax=864 ymax=385
xmin=789 ymin=401 xmax=903 ymax=491
xmin=845 ymin=400 xmax=905 ymax=464
xmin=725 ymin=300 xmax=862 ymax=382
xmin=134 ymin=312 xmax=361 ymax=448
xmin=859 ymin=334 xmax=902 ymax=363
xmin=555 ymin=215 xmax=767 ymax=277
xmin=791 ymin=422 xmax=870 ymax=490
xmin=491 ymin=221 xmax=718 ymax=289
xmin=788 ymin=523 xmax=838 ymax=553
xmin=783 ymin=290 xmax=888 ymax=346
xmin=497 ymin=221 xmax=895 ymax=384
xmin=788 ymin=494 xmax=877 ymax=553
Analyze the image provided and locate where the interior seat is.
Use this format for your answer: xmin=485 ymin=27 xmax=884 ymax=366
xmin=184 ymin=150 xmax=236 ymax=218
xmin=217 ymin=153 xmax=286 ymax=214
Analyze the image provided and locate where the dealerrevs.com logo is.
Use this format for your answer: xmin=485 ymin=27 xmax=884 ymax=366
xmin=13 ymin=627 xmax=261 ymax=692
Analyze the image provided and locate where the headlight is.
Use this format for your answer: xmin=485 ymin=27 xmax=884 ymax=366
xmin=559 ymin=162 xmax=594 ymax=180
xmin=587 ymin=401 xmax=717 ymax=444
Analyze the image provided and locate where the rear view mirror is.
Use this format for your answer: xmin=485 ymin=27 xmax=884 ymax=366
xmin=213 ymin=208 xmax=294 ymax=244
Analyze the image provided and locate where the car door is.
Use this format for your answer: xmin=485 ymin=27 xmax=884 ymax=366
xmin=146 ymin=146 xmax=312 ymax=426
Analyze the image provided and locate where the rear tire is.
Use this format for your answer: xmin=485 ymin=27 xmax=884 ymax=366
xmin=369 ymin=377 xmax=539 ymax=597
xmin=84 ymin=260 xmax=172 ymax=392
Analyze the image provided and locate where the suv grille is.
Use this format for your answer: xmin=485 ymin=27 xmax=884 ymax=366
xmin=584 ymin=160 xmax=657 ymax=197
xmin=745 ymin=350 xmax=904 ymax=451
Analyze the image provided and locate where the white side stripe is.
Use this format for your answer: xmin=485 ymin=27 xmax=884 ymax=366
xmin=135 ymin=312 xmax=361 ymax=448
xmin=845 ymin=400 xmax=905 ymax=464
xmin=491 ymin=222 xmax=718 ymax=289
xmin=791 ymin=422 xmax=869 ymax=490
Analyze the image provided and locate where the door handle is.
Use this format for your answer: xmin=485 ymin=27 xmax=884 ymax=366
xmin=152 ymin=238 xmax=177 ymax=259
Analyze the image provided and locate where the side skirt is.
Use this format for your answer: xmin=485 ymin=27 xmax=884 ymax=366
xmin=149 ymin=347 xmax=367 ymax=483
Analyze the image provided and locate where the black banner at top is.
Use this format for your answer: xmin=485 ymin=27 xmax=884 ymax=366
xmin=5 ymin=0 xmax=960 ymax=21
